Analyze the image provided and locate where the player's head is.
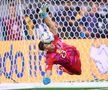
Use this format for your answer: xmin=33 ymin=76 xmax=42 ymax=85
xmin=38 ymin=41 xmax=55 ymax=52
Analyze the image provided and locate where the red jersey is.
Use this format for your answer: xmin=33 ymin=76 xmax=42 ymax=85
xmin=45 ymin=35 xmax=81 ymax=75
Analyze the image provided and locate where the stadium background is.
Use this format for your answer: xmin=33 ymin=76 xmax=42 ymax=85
xmin=0 ymin=0 xmax=108 ymax=87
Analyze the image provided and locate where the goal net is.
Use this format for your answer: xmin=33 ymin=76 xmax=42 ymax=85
xmin=0 ymin=0 xmax=108 ymax=88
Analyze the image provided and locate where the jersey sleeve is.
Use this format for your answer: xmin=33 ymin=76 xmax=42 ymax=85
xmin=45 ymin=53 xmax=56 ymax=71
xmin=54 ymin=35 xmax=60 ymax=41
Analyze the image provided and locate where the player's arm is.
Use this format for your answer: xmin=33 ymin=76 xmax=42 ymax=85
xmin=43 ymin=56 xmax=54 ymax=85
xmin=43 ymin=70 xmax=52 ymax=85
xmin=39 ymin=4 xmax=57 ymax=36
xmin=43 ymin=16 xmax=57 ymax=36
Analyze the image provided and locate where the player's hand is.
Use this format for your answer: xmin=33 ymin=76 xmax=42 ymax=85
xmin=43 ymin=77 xmax=51 ymax=85
xmin=39 ymin=3 xmax=49 ymax=14
xmin=39 ymin=4 xmax=49 ymax=19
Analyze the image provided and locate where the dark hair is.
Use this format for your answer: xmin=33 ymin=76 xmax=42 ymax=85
xmin=38 ymin=41 xmax=45 ymax=51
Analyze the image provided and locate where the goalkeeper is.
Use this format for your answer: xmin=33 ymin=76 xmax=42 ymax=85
xmin=38 ymin=4 xmax=82 ymax=85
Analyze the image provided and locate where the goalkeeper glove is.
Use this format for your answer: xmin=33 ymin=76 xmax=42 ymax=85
xmin=43 ymin=77 xmax=51 ymax=85
xmin=39 ymin=4 xmax=49 ymax=19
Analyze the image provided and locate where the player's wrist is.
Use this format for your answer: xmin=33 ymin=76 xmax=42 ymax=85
xmin=40 ymin=12 xmax=48 ymax=19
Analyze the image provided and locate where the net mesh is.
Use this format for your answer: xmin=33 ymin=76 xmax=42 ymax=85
xmin=0 ymin=0 xmax=108 ymax=84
